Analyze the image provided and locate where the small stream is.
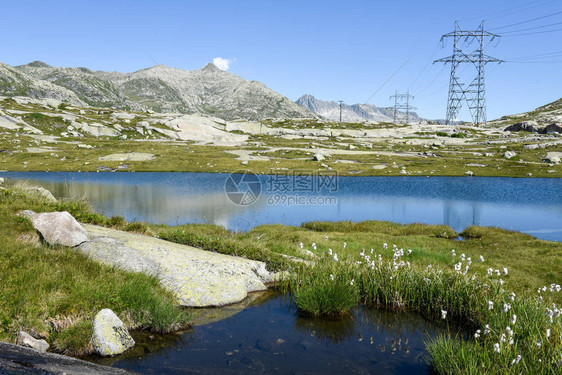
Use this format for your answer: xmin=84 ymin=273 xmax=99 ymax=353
xmin=89 ymin=292 xmax=467 ymax=375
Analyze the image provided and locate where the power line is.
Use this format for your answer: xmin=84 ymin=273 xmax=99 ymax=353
xmin=408 ymin=42 xmax=442 ymax=93
xmin=363 ymin=55 xmax=414 ymax=104
xmin=458 ymin=0 xmax=556 ymax=22
xmin=489 ymin=10 xmax=562 ymax=30
xmin=503 ymin=27 xmax=562 ymax=36
xmin=500 ymin=20 xmax=562 ymax=33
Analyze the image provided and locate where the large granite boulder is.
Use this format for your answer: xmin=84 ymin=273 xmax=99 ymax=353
xmin=77 ymin=224 xmax=276 ymax=307
xmin=540 ymin=123 xmax=562 ymax=134
xmin=32 ymin=211 xmax=88 ymax=247
xmin=503 ymin=151 xmax=517 ymax=159
xmin=504 ymin=121 xmax=538 ymax=133
xmin=92 ymin=309 xmax=135 ymax=357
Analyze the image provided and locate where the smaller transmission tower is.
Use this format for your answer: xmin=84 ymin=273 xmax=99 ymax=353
xmin=337 ymin=100 xmax=344 ymax=124
xmin=434 ymin=21 xmax=502 ymax=125
xmin=390 ymin=91 xmax=416 ymax=124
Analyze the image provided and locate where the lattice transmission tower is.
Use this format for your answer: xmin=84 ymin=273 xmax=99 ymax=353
xmin=434 ymin=22 xmax=503 ymax=125
xmin=390 ymin=90 xmax=416 ymax=124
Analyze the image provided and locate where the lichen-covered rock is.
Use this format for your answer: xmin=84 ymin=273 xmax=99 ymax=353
xmin=77 ymin=225 xmax=276 ymax=307
xmin=16 ymin=331 xmax=49 ymax=353
xmin=25 ymin=186 xmax=57 ymax=203
xmin=32 ymin=211 xmax=88 ymax=247
xmin=503 ymin=151 xmax=517 ymax=159
xmin=92 ymin=309 xmax=134 ymax=356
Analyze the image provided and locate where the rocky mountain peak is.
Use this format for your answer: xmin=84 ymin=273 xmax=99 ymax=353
xmin=21 ymin=61 xmax=52 ymax=68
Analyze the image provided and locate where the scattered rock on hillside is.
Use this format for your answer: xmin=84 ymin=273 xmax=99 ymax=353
xmin=92 ymin=309 xmax=135 ymax=357
xmin=543 ymin=152 xmax=562 ymax=164
xmin=31 ymin=211 xmax=88 ymax=247
xmin=503 ymin=151 xmax=517 ymax=159
xmin=465 ymin=171 xmax=474 ymax=176
xmin=313 ymin=153 xmax=325 ymax=161
xmin=504 ymin=121 xmax=538 ymax=133
xmin=16 ymin=331 xmax=49 ymax=353
xmin=23 ymin=186 xmax=57 ymax=203
xmin=98 ymin=152 xmax=155 ymax=162
xmin=540 ymin=124 xmax=562 ymax=134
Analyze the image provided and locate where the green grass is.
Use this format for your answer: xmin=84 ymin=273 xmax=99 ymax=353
xmin=280 ymin=244 xmax=562 ymax=373
xmin=0 ymin=183 xmax=191 ymax=356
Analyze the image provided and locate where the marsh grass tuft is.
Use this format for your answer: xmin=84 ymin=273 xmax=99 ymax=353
xmin=283 ymin=255 xmax=359 ymax=316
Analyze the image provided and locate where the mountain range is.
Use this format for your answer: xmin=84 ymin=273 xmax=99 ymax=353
xmin=295 ymin=94 xmax=423 ymax=123
xmin=0 ymin=61 xmax=314 ymax=121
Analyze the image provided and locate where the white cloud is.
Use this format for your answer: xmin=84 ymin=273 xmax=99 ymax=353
xmin=212 ymin=57 xmax=232 ymax=71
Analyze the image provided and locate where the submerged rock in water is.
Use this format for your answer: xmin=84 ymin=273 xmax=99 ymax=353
xmin=92 ymin=309 xmax=135 ymax=357
xmin=32 ymin=211 xmax=88 ymax=247
xmin=16 ymin=331 xmax=49 ymax=353
xmin=77 ymin=225 xmax=276 ymax=307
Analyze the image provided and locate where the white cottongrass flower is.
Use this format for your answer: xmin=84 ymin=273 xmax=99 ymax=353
xmin=546 ymin=328 xmax=551 ymax=338
xmin=451 ymin=249 xmax=456 ymax=257
xmin=510 ymin=292 xmax=516 ymax=301
xmin=488 ymin=301 xmax=494 ymax=310
xmin=495 ymin=269 xmax=501 ymax=276
xmin=454 ymin=262 xmax=462 ymax=273
xmin=324 ymin=235 xmax=328 ymax=241
xmin=312 ymin=243 xmax=317 ymax=250
xmin=478 ymin=255 xmax=485 ymax=263
xmin=503 ymin=303 xmax=511 ymax=313
xmin=493 ymin=343 xmax=501 ymax=353
xmin=484 ymin=324 xmax=491 ymax=334
xmin=487 ymin=268 xmax=493 ymax=276
xmin=503 ymin=267 xmax=508 ymax=275
xmin=474 ymin=330 xmax=481 ymax=338
xmin=350 ymin=279 xmax=354 ymax=286
xmin=329 ymin=274 xmax=334 ymax=281
xmin=536 ymin=340 xmax=542 ymax=347
xmin=328 ymin=248 xmax=333 ymax=255
xmin=511 ymin=314 xmax=517 ymax=325
xmin=333 ymin=253 xmax=339 ymax=262
xmin=506 ymin=326 xmax=513 ymax=336
xmin=499 ymin=279 xmax=505 ymax=285
xmin=383 ymin=243 xmax=388 ymax=249
xmin=500 ymin=333 xmax=506 ymax=343
xmin=511 ymin=355 xmax=522 ymax=365
xmin=299 ymin=242 xmax=304 ymax=249
xmin=460 ymin=253 xmax=466 ymax=261
xmin=441 ymin=310 xmax=447 ymax=319
xmin=467 ymin=257 xmax=472 ymax=265
xmin=407 ymin=249 xmax=412 ymax=255
xmin=343 ymin=242 xmax=347 ymax=248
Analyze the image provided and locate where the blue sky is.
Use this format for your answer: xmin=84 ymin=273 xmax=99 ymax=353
xmin=1 ymin=0 xmax=561 ymax=121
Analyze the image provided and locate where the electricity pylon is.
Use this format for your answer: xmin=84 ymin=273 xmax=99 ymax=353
xmin=337 ymin=100 xmax=344 ymax=124
xmin=390 ymin=90 xmax=416 ymax=124
xmin=434 ymin=21 xmax=503 ymax=125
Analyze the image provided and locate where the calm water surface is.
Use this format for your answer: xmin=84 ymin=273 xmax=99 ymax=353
xmin=101 ymin=292 xmax=464 ymax=374
xmin=1 ymin=172 xmax=561 ymax=241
